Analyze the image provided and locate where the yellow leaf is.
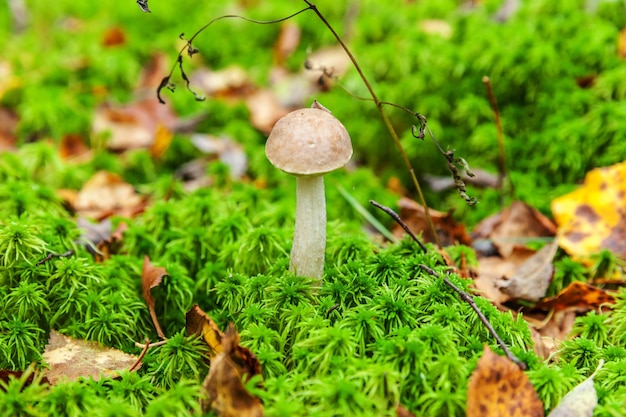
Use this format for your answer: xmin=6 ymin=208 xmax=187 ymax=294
xmin=551 ymin=162 xmax=626 ymax=258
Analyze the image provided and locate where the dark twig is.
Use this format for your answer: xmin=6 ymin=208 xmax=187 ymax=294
xmin=129 ymin=338 xmax=151 ymax=372
xmin=483 ymin=76 xmax=514 ymax=203
xmin=371 ymin=199 xmax=526 ymax=369
xmin=326 ymin=303 xmax=341 ymax=319
xmin=36 ymin=250 xmax=74 ymax=266
xmin=418 ymin=264 xmax=526 ymax=369
xmin=369 ymin=200 xmax=427 ymax=252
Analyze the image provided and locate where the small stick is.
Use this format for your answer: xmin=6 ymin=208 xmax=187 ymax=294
xmin=418 ymin=264 xmax=526 ymax=369
xmin=369 ymin=200 xmax=427 ymax=252
xmin=129 ymin=338 xmax=151 ymax=372
xmin=36 ymin=250 xmax=74 ymax=266
xmin=134 ymin=339 xmax=168 ymax=349
xmin=371 ymin=199 xmax=526 ymax=369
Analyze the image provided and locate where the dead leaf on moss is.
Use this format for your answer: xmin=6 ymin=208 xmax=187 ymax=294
xmin=551 ymin=162 xmax=626 ymax=259
xmin=0 ymin=106 xmax=18 ymax=150
xmin=186 ymin=304 xmax=224 ymax=357
xmin=43 ymin=330 xmax=140 ymax=384
xmin=142 ymin=256 xmax=168 ymax=339
xmin=547 ymin=361 xmax=602 ymax=417
xmin=531 ymin=282 xmax=615 ymax=313
xmin=191 ymin=134 xmax=248 ymax=179
xmin=59 ymin=134 xmax=91 ymax=162
xmin=467 ymin=345 xmax=544 ymax=417
xmin=397 ymin=405 xmax=418 ymax=417
xmin=618 ymin=27 xmax=626 ymax=59
xmin=273 ymin=22 xmax=300 ymax=67
xmin=526 ymin=311 xmax=577 ymax=359
xmin=64 ymin=171 xmax=147 ymax=220
xmin=102 ymin=26 xmax=126 ymax=47
xmin=394 ymin=197 xmax=472 ymax=246
xmin=473 ymin=200 xmax=556 ymax=258
xmin=498 ymin=240 xmax=559 ymax=302
xmin=191 ymin=305 xmax=263 ymax=417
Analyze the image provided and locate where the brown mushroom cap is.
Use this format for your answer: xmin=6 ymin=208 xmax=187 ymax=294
xmin=265 ymin=108 xmax=352 ymax=176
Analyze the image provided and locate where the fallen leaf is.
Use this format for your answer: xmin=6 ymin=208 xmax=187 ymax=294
xmin=424 ymin=168 xmax=501 ymax=192
xmin=551 ymin=162 xmax=626 ymax=259
xmin=149 ymin=123 xmax=174 ymax=159
xmin=43 ymin=330 xmax=139 ymax=384
xmin=245 ymin=89 xmax=290 ymax=134
xmin=0 ymin=367 xmax=50 ymax=387
xmin=273 ymin=22 xmax=301 ymax=67
xmin=190 ymin=66 xmax=254 ymax=99
xmin=142 ymin=256 xmax=168 ymax=339
xmin=498 ymin=240 xmax=559 ymax=302
xmin=475 ymin=246 xmax=537 ymax=304
xmin=186 ymin=304 xmax=224 ymax=357
xmin=473 ymin=201 xmax=556 ymax=257
xmin=192 ymin=306 xmax=263 ymax=417
xmin=394 ymin=197 xmax=472 ymax=246
xmin=531 ymin=282 xmax=615 ymax=313
xmin=526 ymin=310 xmax=577 ymax=358
xmin=467 ymin=345 xmax=544 ymax=417
xmin=303 ymin=46 xmax=352 ymax=88
xmin=547 ymin=361 xmax=602 ymax=417
xmin=102 ymin=26 xmax=126 ymax=47
xmin=397 ymin=405 xmax=418 ymax=417
xmin=0 ymin=105 xmax=18 ymax=150
xmin=619 ymin=27 xmax=626 ymax=59
xmin=190 ymin=134 xmax=248 ymax=179
xmin=59 ymin=134 xmax=91 ymax=162
xmin=67 ymin=171 xmax=147 ymax=220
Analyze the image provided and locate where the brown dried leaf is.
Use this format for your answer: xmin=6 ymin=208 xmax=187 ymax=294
xmin=59 ymin=134 xmax=91 ymax=162
xmin=186 ymin=304 xmax=224 ymax=358
xmin=531 ymin=282 xmax=615 ymax=313
xmin=273 ymin=22 xmax=301 ymax=67
xmin=201 ymin=322 xmax=263 ymax=417
xmin=397 ymin=405 xmax=418 ymax=417
xmin=474 ymin=246 xmax=536 ymax=304
xmin=43 ymin=330 xmax=139 ymax=384
xmin=68 ymin=171 xmax=147 ymax=220
xmin=393 ymin=197 xmax=472 ymax=246
xmin=499 ymin=240 xmax=559 ymax=302
xmin=141 ymin=256 xmax=167 ymax=339
xmin=473 ymin=201 xmax=556 ymax=257
xmin=102 ymin=26 xmax=126 ymax=47
xmin=467 ymin=346 xmax=544 ymax=417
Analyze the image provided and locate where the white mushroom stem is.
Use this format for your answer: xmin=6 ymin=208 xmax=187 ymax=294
xmin=290 ymin=175 xmax=326 ymax=282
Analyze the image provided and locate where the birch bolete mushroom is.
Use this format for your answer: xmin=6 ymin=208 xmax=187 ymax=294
xmin=265 ymin=104 xmax=352 ymax=282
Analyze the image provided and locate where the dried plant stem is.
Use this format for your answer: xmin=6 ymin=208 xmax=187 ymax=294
xmin=129 ymin=338 xmax=151 ymax=372
xmin=370 ymin=199 xmax=526 ymax=369
xmin=36 ymin=250 xmax=74 ymax=266
xmin=418 ymin=264 xmax=525 ymax=369
xmin=303 ymin=0 xmax=441 ymax=248
xmin=482 ymin=76 xmax=514 ymax=202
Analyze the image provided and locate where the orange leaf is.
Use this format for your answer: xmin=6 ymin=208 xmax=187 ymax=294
xmin=618 ymin=27 xmax=626 ymax=59
xmin=467 ymin=346 xmax=544 ymax=417
xmin=552 ymin=162 xmax=626 ymax=259
xmin=531 ymin=281 xmax=615 ymax=312
xmin=141 ymin=256 xmax=167 ymax=339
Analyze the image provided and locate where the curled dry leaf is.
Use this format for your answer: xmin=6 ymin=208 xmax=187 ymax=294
xmin=467 ymin=345 xmax=544 ymax=417
xmin=43 ymin=330 xmax=140 ymax=384
xmin=141 ymin=256 xmax=167 ymax=339
xmin=61 ymin=171 xmax=147 ymax=220
xmin=186 ymin=304 xmax=224 ymax=357
xmin=498 ymin=240 xmax=559 ymax=302
xmin=547 ymin=361 xmax=602 ymax=417
xmin=190 ymin=304 xmax=263 ymax=417
xmin=551 ymin=162 xmax=626 ymax=259
xmin=531 ymin=281 xmax=615 ymax=313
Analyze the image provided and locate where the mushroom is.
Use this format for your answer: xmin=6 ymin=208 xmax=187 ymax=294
xmin=265 ymin=102 xmax=352 ymax=282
